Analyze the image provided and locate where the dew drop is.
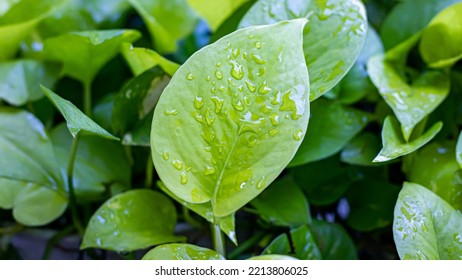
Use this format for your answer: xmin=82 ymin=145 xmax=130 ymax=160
xmin=243 ymin=95 xmax=250 ymax=106
xmin=162 ymin=151 xmax=169 ymax=161
xmin=204 ymin=108 xmax=215 ymax=126
xmin=211 ymin=96 xmax=224 ymax=113
xmin=202 ymin=130 xmax=216 ymax=144
xmin=230 ymin=61 xmax=244 ymax=80
xmin=185 ymin=165 xmax=192 ymax=172
xmin=164 ymin=109 xmax=178 ymax=116
xmin=192 ymin=111 xmax=204 ymax=123
xmin=203 ymin=166 xmax=216 ymax=175
xmin=293 ymin=129 xmax=303 ymax=141
xmin=251 ymin=54 xmax=267 ymax=64
xmin=180 ymin=172 xmax=188 ymax=184
xmin=232 ymin=48 xmax=240 ymax=58
xmin=171 ymin=159 xmax=183 ymax=170
xmin=248 ymin=34 xmax=254 ymax=39
xmin=258 ymin=81 xmax=271 ymax=94
xmin=238 ymin=85 xmax=244 ymax=92
xmin=255 ymin=41 xmax=262 ymax=49
xmin=232 ymin=99 xmax=244 ymax=111
xmin=269 ymin=113 xmax=279 ymax=126
xmin=205 ymin=76 xmax=211 ymax=81
xmin=269 ymin=129 xmax=279 ymax=137
xmin=257 ymin=68 xmax=266 ymax=76
xmin=194 ymin=96 xmax=204 ymax=109
xmin=245 ymin=80 xmax=256 ymax=92
xmin=218 ymin=85 xmax=226 ymax=92
xmin=246 ymin=135 xmax=257 ymax=147
xmin=260 ymin=105 xmax=273 ymax=114
xmin=215 ymin=70 xmax=223 ymax=80
xmin=186 ymin=73 xmax=195 ymax=80
xmin=256 ymin=176 xmax=266 ymax=190
xmin=204 ymin=146 xmax=212 ymax=152
xmin=216 ymin=62 xmax=222 ymax=67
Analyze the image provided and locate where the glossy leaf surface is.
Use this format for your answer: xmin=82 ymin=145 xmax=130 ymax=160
xmin=81 ymin=189 xmax=183 ymax=251
xmin=290 ymin=98 xmax=370 ymax=166
xmin=373 ymin=116 xmax=442 ymax=162
xmin=41 ymin=86 xmax=118 ymax=140
xmin=394 ymin=182 xmax=462 ymax=260
xmin=142 ymin=244 xmax=224 ymax=260
xmin=457 ymin=131 xmax=462 ymax=169
xmin=248 ymin=255 xmax=297 ymax=260
xmin=121 ymin=43 xmax=179 ymax=76
xmin=151 ymin=20 xmax=310 ymax=217
xmin=239 ymin=0 xmax=367 ymax=100
xmin=188 ymin=0 xmax=248 ymax=31
xmin=128 ymin=0 xmax=198 ymax=54
xmin=309 ymin=220 xmax=357 ymax=260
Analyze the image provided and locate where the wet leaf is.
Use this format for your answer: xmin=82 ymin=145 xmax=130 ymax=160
xmin=393 ymin=182 xmax=462 ymax=260
xmin=0 ymin=60 xmax=59 ymax=106
xmin=248 ymin=255 xmax=297 ymax=260
xmin=43 ymin=29 xmax=140 ymax=84
xmin=188 ymin=0 xmax=249 ymax=31
xmin=142 ymin=244 xmax=224 ymax=260
xmin=151 ymin=20 xmax=310 ymax=217
xmin=373 ymin=116 xmax=442 ymax=162
xmin=41 ymin=86 xmax=118 ymax=140
xmin=128 ymin=0 xmax=199 ymax=54
xmin=81 ymin=189 xmax=184 ymax=251
xmin=406 ymin=141 xmax=462 ymax=211
xmin=419 ymin=3 xmax=462 ymax=68
xmin=121 ymin=43 xmax=180 ymax=76
xmin=290 ymin=98 xmax=370 ymax=167
xmin=457 ymin=131 xmax=462 ymax=169
xmin=0 ymin=108 xmax=67 ymax=226
xmin=251 ymin=176 xmax=311 ymax=226
xmin=239 ymin=0 xmax=367 ymax=100
xmin=309 ymin=220 xmax=357 ymax=260
xmin=341 ymin=132 xmax=382 ymax=166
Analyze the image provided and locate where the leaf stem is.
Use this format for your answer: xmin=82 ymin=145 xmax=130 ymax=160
xmin=42 ymin=225 xmax=75 ymax=259
xmin=67 ymin=134 xmax=84 ymax=236
xmin=228 ymin=230 xmax=266 ymax=259
xmin=145 ymin=152 xmax=153 ymax=188
xmin=83 ymin=81 xmax=92 ymax=117
xmin=0 ymin=223 xmax=23 ymax=235
xmin=211 ymin=218 xmax=225 ymax=257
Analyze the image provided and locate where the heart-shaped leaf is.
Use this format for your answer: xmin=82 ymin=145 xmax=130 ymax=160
xmin=393 ymin=182 xmax=462 ymax=260
xmin=121 ymin=43 xmax=180 ymax=76
xmin=0 ymin=108 xmax=67 ymax=226
xmin=188 ymin=0 xmax=249 ymax=31
xmin=81 ymin=189 xmax=184 ymax=252
xmin=151 ymin=19 xmax=310 ymax=217
xmin=239 ymin=0 xmax=367 ymax=100
xmin=142 ymin=244 xmax=225 ymax=260
xmin=128 ymin=0 xmax=199 ymax=54
xmin=373 ymin=116 xmax=442 ymax=162
xmin=41 ymin=86 xmax=118 ymax=140
xmin=419 ymin=2 xmax=462 ymax=68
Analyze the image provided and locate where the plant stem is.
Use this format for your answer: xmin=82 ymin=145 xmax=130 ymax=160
xmin=42 ymin=226 xmax=75 ymax=259
xmin=145 ymin=153 xmax=153 ymax=188
xmin=228 ymin=230 xmax=266 ymax=259
xmin=0 ymin=223 xmax=23 ymax=235
xmin=83 ymin=81 xmax=92 ymax=117
xmin=211 ymin=218 xmax=225 ymax=257
xmin=67 ymin=134 xmax=84 ymax=236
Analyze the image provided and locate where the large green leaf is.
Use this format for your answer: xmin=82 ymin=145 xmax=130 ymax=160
xmin=188 ymin=0 xmax=248 ymax=31
xmin=373 ymin=116 xmax=442 ymax=162
xmin=43 ymin=29 xmax=140 ymax=84
xmin=128 ymin=0 xmax=199 ymax=54
xmin=151 ymin=19 xmax=309 ymax=217
xmin=248 ymin=255 xmax=297 ymax=260
xmin=367 ymin=51 xmax=450 ymax=141
xmin=0 ymin=108 xmax=67 ymax=226
xmin=81 ymin=189 xmax=183 ymax=252
xmin=250 ymin=176 xmax=311 ymax=227
xmin=121 ymin=43 xmax=180 ymax=76
xmin=380 ymin=0 xmax=461 ymax=50
xmin=142 ymin=244 xmax=225 ymax=260
xmin=239 ymin=0 xmax=367 ymax=100
xmin=41 ymin=86 xmax=118 ymax=140
xmin=289 ymin=98 xmax=370 ymax=167
xmin=406 ymin=141 xmax=462 ymax=211
xmin=393 ymin=182 xmax=462 ymax=260
xmin=309 ymin=220 xmax=357 ymax=260
xmin=0 ymin=60 xmax=59 ymax=106
xmin=51 ymin=124 xmax=131 ymax=201
xmin=419 ymin=3 xmax=462 ymax=68
xmin=0 ymin=0 xmax=63 ymax=60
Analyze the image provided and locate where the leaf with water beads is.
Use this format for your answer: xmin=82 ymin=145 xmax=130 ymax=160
xmin=142 ymin=244 xmax=225 ymax=260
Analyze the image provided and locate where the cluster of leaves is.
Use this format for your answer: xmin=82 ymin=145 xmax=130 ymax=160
xmin=1 ymin=0 xmax=461 ymax=260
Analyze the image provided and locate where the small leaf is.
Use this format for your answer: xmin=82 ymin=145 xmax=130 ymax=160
xmin=250 ymin=176 xmax=311 ymax=227
xmin=309 ymin=220 xmax=357 ymax=260
xmin=393 ymin=182 xmax=462 ymax=260
xmin=142 ymin=244 xmax=224 ymax=260
xmin=290 ymin=98 xmax=370 ymax=167
xmin=188 ymin=0 xmax=249 ymax=31
xmin=151 ymin=19 xmax=309 ymax=217
xmin=43 ymin=29 xmax=140 ymax=84
xmin=419 ymin=2 xmax=462 ymax=68
xmin=128 ymin=0 xmax=199 ymax=54
xmin=121 ymin=43 xmax=180 ymax=76
xmin=0 ymin=108 xmax=67 ymax=226
xmin=373 ymin=116 xmax=442 ymax=162
xmin=41 ymin=86 xmax=118 ymax=140
xmin=341 ymin=132 xmax=382 ymax=166
xmin=239 ymin=0 xmax=367 ymax=100
xmin=0 ymin=60 xmax=59 ymax=106
xmin=248 ymin=255 xmax=297 ymax=260
xmin=81 ymin=189 xmax=184 ymax=252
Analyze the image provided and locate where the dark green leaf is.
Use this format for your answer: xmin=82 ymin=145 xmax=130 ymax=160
xmin=309 ymin=220 xmax=357 ymax=260
xmin=341 ymin=132 xmax=382 ymax=166
xmin=121 ymin=43 xmax=180 ymax=76
xmin=142 ymin=244 xmax=224 ymax=260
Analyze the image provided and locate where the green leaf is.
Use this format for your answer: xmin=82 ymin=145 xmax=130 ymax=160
xmin=112 ymin=66 xmax=170 ymax=145
xmin=142 ymin=244 xmax=225 ymax=260
xmin=380 ymin=0 xmax=461 ymax=50
xmin=0 ymin=108 xmax=67 ymax=226
xmin=373 ymin=116 xmax=442 ymax=162
xmin=341 ymin=132 xmax=382 ymax=166
xmin=419 ymin=3 xmax=462 ymax=68
xmin=239 ymin=0 xmax=367 ymax=100
xmin=309 ymin=220 xmax=357 ymax=260
xmin=250 ymin=176 xmax=311 ymax=226
xmin=41 ymin=86 xmax=118 ymax=140
xmin=367 ymin=52 xmax=450 ymax=141
xmin=51 ymin=124 xmax=131 ymax=201
xmin=248 ymin=255 xmax=297 ymax=260
xmin=290 ymin=98 xmax=370 ymax=167
xmin=81 ymin=189 xmax=184 ymax=251
xmin=43 ymin=29 xmax=140 ymax=84
xmin=188 ymin=0 xmax=249 ymax=31
xmin=121 ymin=43 xmax=180 ymax=76
xmin=406 ymin=141 xmax=462 ymax=211
xmin=0 ymin=60 xmax=59 ymax=106
xmin=0 ymin=0 xmax=63 ymax=60
xmin=157 ymin=181 xmax=236 ymax=244
xmin=345 ymin=180 xmax=400 ymax=231
xmin=393 ymin=182 xmax=462 ymax=260
xmin=128 ymin=0 xmax=199 ymax=54
xmin=457 ymin=131 xmax=462 ymax=169
xmin=151 ymin=19 xmax=309 ymax=217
